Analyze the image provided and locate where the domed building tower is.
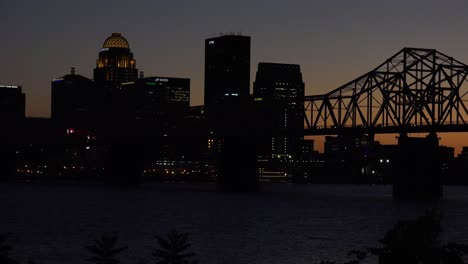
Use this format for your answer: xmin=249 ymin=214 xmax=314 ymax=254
xmin=94 ymin=33 xmax=138 ymax=88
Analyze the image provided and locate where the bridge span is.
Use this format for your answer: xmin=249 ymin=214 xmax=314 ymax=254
xmin=304 ymin=47 xmax=468 ymax=136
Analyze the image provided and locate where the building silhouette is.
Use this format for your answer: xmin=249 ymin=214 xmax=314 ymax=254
xmin=93 ymin=33 xmax=138 ymax=122
xmin=203 ymin=34 xmax=258 ymax=190
xmin=51 ymin=67 xmax=94 ymax=125
xmin=393 ymin=133 xmax=443 ymax=200
xmin=253 ymin=63 xmax=305 ymax=181
xmin=204 ymin=34 xmax=250 ymax=119
xmin=120 ymin=76 xmax=190 ymax=121
xmin=0 ymin=84 xmax=25 ymax=121
xmin=0 ymin=84 xmax=25 ymax=179
xmin=253 ymin=63 xmax=304 ymax=155
xmin=93 ymin=33 xmax=138 ymax=87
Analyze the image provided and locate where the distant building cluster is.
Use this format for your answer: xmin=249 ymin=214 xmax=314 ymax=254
xmin=1 ymin=33 xmax=468 ymax=191
xmin=51 ymin=33 xmax=190 ymax=125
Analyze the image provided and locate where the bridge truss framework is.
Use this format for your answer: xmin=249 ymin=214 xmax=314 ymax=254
xmin=304 ymin=48 xmax=468 ymax=135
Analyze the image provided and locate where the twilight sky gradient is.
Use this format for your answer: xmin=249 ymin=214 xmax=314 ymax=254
xmin=2 ymin=0 xmax=468 ymax=153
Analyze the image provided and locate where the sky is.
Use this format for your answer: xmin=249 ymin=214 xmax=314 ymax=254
xmin=2 ymin=0 xmax=468 ymax=153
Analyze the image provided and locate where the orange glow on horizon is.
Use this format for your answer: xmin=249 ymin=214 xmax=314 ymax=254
xmin=307 ymin=132 xmax=468 ymax=157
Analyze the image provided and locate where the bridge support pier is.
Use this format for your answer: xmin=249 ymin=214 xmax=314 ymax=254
xmin=392 ymin=132 xmax=442 ymax=200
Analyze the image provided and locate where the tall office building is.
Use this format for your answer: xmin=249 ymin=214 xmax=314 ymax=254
xmin=204 ymin=34 xmax=250 ymax=116
xmin=120 ymin=76 xmax=190 ymax=121
xmin=51 ymin=67 xmax=94 ymax=125
xmin=253 ymin=63 xmax=305 ymax=157
xmin=94 ymin=33 xmax=138 ymax=89
xmin=0 ymin=84 xmax=25 ymax=121
xmin=0 ymin=84 xmax=25 ymax=179
xmin=93 ymin=33 xmax=138 ymax=122
xmin=204 ymin=34 xmax=257 ymax=190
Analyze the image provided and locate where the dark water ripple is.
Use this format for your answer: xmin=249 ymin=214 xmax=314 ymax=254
xmin=1 ymin=183 xmax=467 ymax=264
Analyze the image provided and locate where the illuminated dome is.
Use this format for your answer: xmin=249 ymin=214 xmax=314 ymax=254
xmin=102 ymin=33 xmax=130 ymax=49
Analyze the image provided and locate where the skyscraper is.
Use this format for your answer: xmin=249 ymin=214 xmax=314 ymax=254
xmin=204 ymin=34 xmax=258 ymax=190
xmin=253 ymin=62 xmax=305 ymax=157
xmin=0 ymin=84 xmax=25 ymax=179
xmin=93 ymin=33 xmax=138 ymax=89
xmin=51 ymin=67 xmax=94 ymax=125
xmin=0 ymin=84 xmax=25 ymax=121
xmin=93 ymin=33 xmax=138 ymax=122
xmin=120 ymin=76 xmax=190 ymax=121
xmin=204 ymin=34 xmax=250 ymax=117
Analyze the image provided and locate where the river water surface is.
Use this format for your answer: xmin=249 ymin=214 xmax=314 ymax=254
xmin=2 ymin=183 xmax=468 ymax=264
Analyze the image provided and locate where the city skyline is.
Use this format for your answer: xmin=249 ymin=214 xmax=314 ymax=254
xmin=4 ymin=2 xmax=468 ymax=263
xmin=3 ymin=0 xmax=468 ymax=153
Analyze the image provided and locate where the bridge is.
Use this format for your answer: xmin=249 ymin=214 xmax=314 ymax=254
xmin=304 ymin=48 xmax=468 ymax=135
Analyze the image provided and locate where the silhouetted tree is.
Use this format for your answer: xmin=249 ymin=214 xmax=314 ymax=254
xmin=85 ymin=233 xmax=127 ymax=264
xmin=315 ymin=209 xmax=468 ymax=264
xmin=152 ymin=229 xmax=198 ymax=264
xmin=368 ymin=209 xmax=468 ymax=264
xmin=0 ymin=234 xmax=17 ymax=264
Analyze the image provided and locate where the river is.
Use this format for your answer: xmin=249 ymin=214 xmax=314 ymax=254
xmin=1 ymin=183 xmax=468 ymax=264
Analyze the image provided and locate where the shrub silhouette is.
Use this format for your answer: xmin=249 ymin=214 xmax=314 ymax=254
xmin=316 ymin=209 xmax=468 ymax=264
xmin=152 ymin=229 xmax=198 ymax=264
xmin=85 ymin=233 xmax=127 ymax=264
xmin=369 ymin=209 xmax=440 ymax=263
xmin=368 ymin=209 xmax=468 ymax=264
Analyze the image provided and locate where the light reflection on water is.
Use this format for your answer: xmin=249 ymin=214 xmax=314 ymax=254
xmin=1 ymin=183 xmax=468 ymax=264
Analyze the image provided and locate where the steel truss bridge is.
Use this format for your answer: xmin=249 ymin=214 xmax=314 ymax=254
xmin=304 ymin=48 xmax=468 ymax=135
